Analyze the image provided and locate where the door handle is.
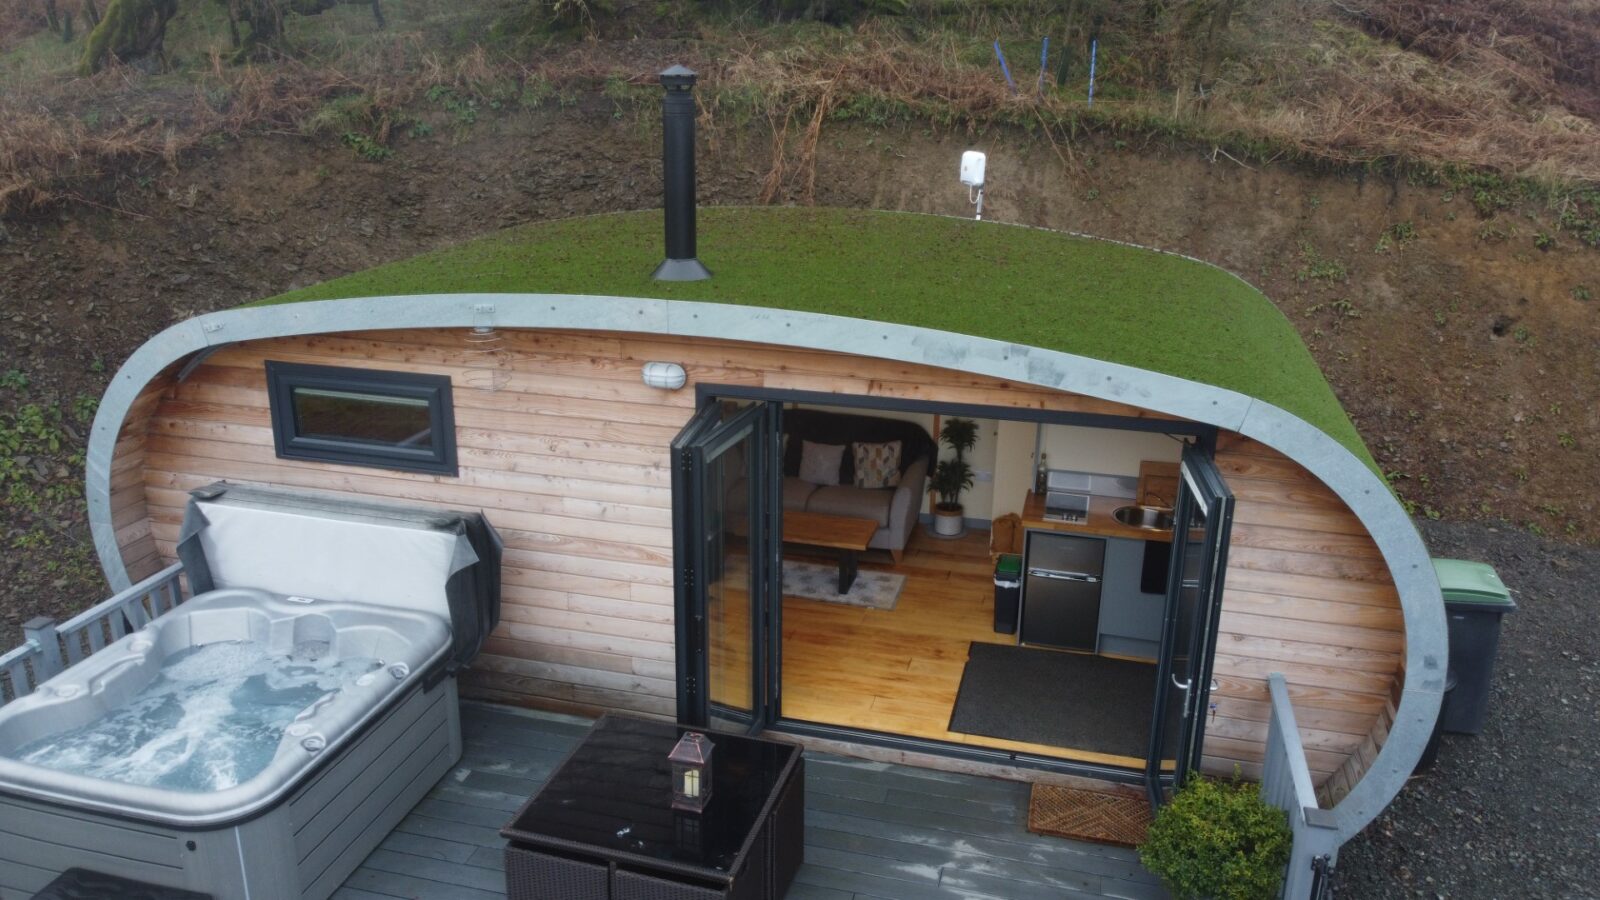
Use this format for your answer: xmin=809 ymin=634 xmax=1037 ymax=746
xmin=1028 ymin=569 xmax=1100 ymax=583
xmin=1172 ymin=674 xmax=1192 ymax=692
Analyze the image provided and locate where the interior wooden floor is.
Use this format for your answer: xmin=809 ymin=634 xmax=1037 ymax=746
xmin=780 ymin=527 xmax=1156 ymax=769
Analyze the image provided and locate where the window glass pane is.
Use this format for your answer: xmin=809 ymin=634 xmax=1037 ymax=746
xmin=291 ymin=387 xmax=434 ymax=449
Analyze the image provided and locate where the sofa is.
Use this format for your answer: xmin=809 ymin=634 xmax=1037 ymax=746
xmin=781 ymin=408 xmax=937 ymax=562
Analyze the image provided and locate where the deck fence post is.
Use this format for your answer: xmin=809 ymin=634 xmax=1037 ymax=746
xmin=22 ymin=617 xmax=65 ymax=682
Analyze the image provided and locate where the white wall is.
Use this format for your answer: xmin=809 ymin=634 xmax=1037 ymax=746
xmin=990 ymin=423 xmax=1185 ymax=519
xmin=1039 ymin=424 xmax=1183 ymax=478
xmin=991 ymin=419 xmax=1037 ymax=520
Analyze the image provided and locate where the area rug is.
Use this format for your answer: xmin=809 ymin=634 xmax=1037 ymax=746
xmin=782 ymin=560 xmax=904 ymax=610
xmin=1028 ymin=784 xmax=1152 ymax=848
xmin=948 ymin=643 xmax=1157 ymax=758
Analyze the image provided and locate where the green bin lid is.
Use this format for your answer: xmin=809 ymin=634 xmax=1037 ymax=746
xmin=1431 ymin=558 xmax=1515 ymax=609
xmin=996 ymin=554 xmax=1022 ymax=576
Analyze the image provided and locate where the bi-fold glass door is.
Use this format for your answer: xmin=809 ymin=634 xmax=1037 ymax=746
xmin=1145 ymin=444 xmax=1234 ymax=805
xmin=672 ymin=400 xmax=782 ymax=732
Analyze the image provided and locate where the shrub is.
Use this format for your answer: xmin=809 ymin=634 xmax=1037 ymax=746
xmin=1139 ymin=776 xmax=1292 ymax=900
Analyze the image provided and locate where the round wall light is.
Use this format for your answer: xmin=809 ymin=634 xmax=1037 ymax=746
xmin=641 ymin=361 xmax=687 ymax=391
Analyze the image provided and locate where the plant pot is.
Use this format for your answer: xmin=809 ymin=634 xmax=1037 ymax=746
xmin=931 ymin=504 xmax=966 ymax=538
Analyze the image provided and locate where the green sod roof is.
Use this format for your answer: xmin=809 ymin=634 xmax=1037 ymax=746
xmin=259 ymin=207 xmax=1370 ymax=465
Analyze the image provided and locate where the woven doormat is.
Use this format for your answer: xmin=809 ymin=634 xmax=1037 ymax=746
xmin=1027 ymin=784 xmax=1152 ymax=848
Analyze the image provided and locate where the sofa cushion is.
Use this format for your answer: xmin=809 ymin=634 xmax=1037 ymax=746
xmin=852 ymin=440 xmax=902 ymax=489
xmin=783 ymin=408 xmax=936 ymax=483
xmin=799 ymin=440 xmax=847 ymax=485
xmin=782 ymin=478 xmax=819 ymax=510
xmin=806 ymin=486 xmax=892 ymax=528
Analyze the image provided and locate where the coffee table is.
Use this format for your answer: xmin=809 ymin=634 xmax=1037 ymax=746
xmin=782 ymin=511 xmax=878 ymax=593
xmin=501 ymin=715 xmax=804 ymax=900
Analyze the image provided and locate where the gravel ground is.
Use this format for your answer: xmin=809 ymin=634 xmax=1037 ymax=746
xmin=1336 ymin=520 xmax=1600 ymax=899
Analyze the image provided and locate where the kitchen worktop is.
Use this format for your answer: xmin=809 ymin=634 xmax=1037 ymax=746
xmin=1021 ymin=491 xmax=1175 ymax=543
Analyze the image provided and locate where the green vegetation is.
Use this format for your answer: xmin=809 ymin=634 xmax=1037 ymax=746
xmin=1139 ymin=775 xmax=1291 ymax=900
xmin=257 ymin=207 xmax=1373 ymax=466
xmin=0 ymin=380 xmax=95 ymax=516
xmin=932 ymin=418 xmax=978 ymax=512
xmin=1374 ymin=220 xmax=1415 ymax=253
xmin=1295 ymin=242 xmax=1348 ymax=283
xmin=340 ymin=131 xmax=392 ymax=160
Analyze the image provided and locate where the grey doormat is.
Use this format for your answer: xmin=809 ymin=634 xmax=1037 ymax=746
xmin=949 ymin=643 xmax=1157 ymax=759
xmin=782 ymin=560 xmax=904 ymax=610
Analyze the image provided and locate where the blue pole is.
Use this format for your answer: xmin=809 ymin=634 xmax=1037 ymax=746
xmin=994 ymin=41 xmax=1017 ymax=93
xmin=1037 ymin=36 xmax=1049 ymax=97
xmin=1087 ymin=38 xmax=1097 ymax=106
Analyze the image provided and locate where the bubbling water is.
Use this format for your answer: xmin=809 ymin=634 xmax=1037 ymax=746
xmin=12 ymin=640 xmax=381 ymax=792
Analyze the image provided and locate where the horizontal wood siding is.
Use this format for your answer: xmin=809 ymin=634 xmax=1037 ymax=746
xmin=117 ymin=327 xmax=1401 ymax=782
xmin=113 ymin=372 xmax=176 ymax=583
xmin=1208 ymin=433 xmax=1405 ymax=786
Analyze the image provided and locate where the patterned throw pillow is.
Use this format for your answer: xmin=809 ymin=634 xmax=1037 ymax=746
xmin=799 ymin=440 xmax=847 ymax=486
xmin=852 ymin=440 xmax=903 ymax=489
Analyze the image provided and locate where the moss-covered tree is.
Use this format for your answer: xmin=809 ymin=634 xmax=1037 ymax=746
xmin=78 ymin=0 xmax=179 ymax=75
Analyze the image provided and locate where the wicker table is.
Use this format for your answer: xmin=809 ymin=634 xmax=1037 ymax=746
xmin=501 ymin=715 xmax=804 ymax=900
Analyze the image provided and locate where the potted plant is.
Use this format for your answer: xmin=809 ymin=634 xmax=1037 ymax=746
xmin=1138 ymin=775 xmax=1292 ymax=900
xmin=929 ymin=418 xmax=978 ymax=537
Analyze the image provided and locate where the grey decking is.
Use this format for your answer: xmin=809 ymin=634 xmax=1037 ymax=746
xmin=334 ymin=703 xmax=1168 ymax=900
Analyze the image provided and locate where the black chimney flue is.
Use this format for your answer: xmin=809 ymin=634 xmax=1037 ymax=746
xmin=652 ymin=65 xmax=711 ymax=281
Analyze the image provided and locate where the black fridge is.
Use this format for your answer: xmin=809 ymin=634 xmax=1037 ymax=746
xmin=1020 ymin=531 xmax=1105 ymax=651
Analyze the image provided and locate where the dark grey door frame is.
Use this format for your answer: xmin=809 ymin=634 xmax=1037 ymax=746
xmin=696 ymin=383 xmax=1217 ymax=450
xmin=687 ymin=383 xmax=1229 ymax=783
xmin=671 ymin=400 xmax=782 ymax=732
xmin=1145 ymin=445 xmax=1234 ymax=805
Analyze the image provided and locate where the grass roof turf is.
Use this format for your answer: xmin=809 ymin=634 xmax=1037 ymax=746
xmin=259 ymin=207 xmax=1371 ymax=465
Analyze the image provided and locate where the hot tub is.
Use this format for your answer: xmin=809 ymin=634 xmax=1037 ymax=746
xmin=0 ymin=484 xmax=499 ymax=900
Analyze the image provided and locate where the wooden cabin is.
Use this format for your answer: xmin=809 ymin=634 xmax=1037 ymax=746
xmin=84 ymin=207 xmax=1446 ymax=863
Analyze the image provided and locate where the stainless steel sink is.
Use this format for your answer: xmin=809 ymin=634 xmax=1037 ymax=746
xmin=1113 ymin=505 xmax=1175 ymax=531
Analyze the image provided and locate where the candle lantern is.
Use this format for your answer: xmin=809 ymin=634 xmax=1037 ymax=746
xmin=668 ymin=731 xmax=714 ymax=813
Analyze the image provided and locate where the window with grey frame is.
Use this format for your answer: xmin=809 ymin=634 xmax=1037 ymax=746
xmin=265 ymin=361 xmax=458 ymax=475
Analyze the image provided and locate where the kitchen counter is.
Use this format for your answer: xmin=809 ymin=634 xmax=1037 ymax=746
xmin=1021 ymin=491 xmax=1174 ymax=543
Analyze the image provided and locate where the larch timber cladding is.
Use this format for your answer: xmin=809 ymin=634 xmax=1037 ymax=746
xmin=114 ymin=327 xmax=1403 ymax=783
xmin=112 ymin=369 xmax=177 ymax=583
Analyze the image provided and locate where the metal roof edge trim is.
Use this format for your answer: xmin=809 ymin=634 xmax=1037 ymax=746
xmin=85 ymin=293 xmax=1441 ymax=843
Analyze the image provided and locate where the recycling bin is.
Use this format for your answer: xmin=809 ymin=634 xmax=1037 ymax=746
xmin=1432 ymin=558 xmax=1516 ymax=735
xmin=993 ymin=553 xmax=1021 ymax=635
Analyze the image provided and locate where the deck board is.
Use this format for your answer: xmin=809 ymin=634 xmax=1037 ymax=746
xmin=339 ymin=702 xmax=1169 ymax=899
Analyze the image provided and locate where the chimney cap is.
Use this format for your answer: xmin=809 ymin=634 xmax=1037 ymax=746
xmin=660 ymin=64 xmax=697 ymax=88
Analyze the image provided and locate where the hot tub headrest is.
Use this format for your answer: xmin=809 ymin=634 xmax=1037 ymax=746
xmin=176 ymin=483 xmax=501 ymax=671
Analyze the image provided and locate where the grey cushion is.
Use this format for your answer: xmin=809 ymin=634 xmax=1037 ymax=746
xmin=806 ymin=486 xmax=892 ymax=528
xmin=798 ymin=440 xmax=846 ymax=485
xmin=783 ymin=478 xmax=819 ymax=510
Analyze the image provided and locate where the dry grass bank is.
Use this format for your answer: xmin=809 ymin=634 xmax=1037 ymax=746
xmin=1 ymin=0 xmax=1598 ymax=223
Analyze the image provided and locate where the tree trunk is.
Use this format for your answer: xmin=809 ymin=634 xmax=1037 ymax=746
xmin=83 ymin=0 xmax=102 ymax=27
xmin=79 ymin=0 xmax=178 ymax=75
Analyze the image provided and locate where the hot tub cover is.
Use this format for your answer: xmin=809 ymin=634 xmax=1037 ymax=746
xmin=176 ymin=483 xmax=501 ymax=673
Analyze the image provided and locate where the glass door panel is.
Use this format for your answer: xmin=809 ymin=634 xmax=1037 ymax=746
xmin=672 ymin=401 xmax=776 ymax=733
xmin=1145 ymin=445 xmax=1233 ymax=805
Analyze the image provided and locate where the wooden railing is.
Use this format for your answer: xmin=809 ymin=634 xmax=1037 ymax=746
xmin=0 ymin=563 xmax=186 ymax=707
xmin=1263 ymin=672 xmax=1344 ymax=899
